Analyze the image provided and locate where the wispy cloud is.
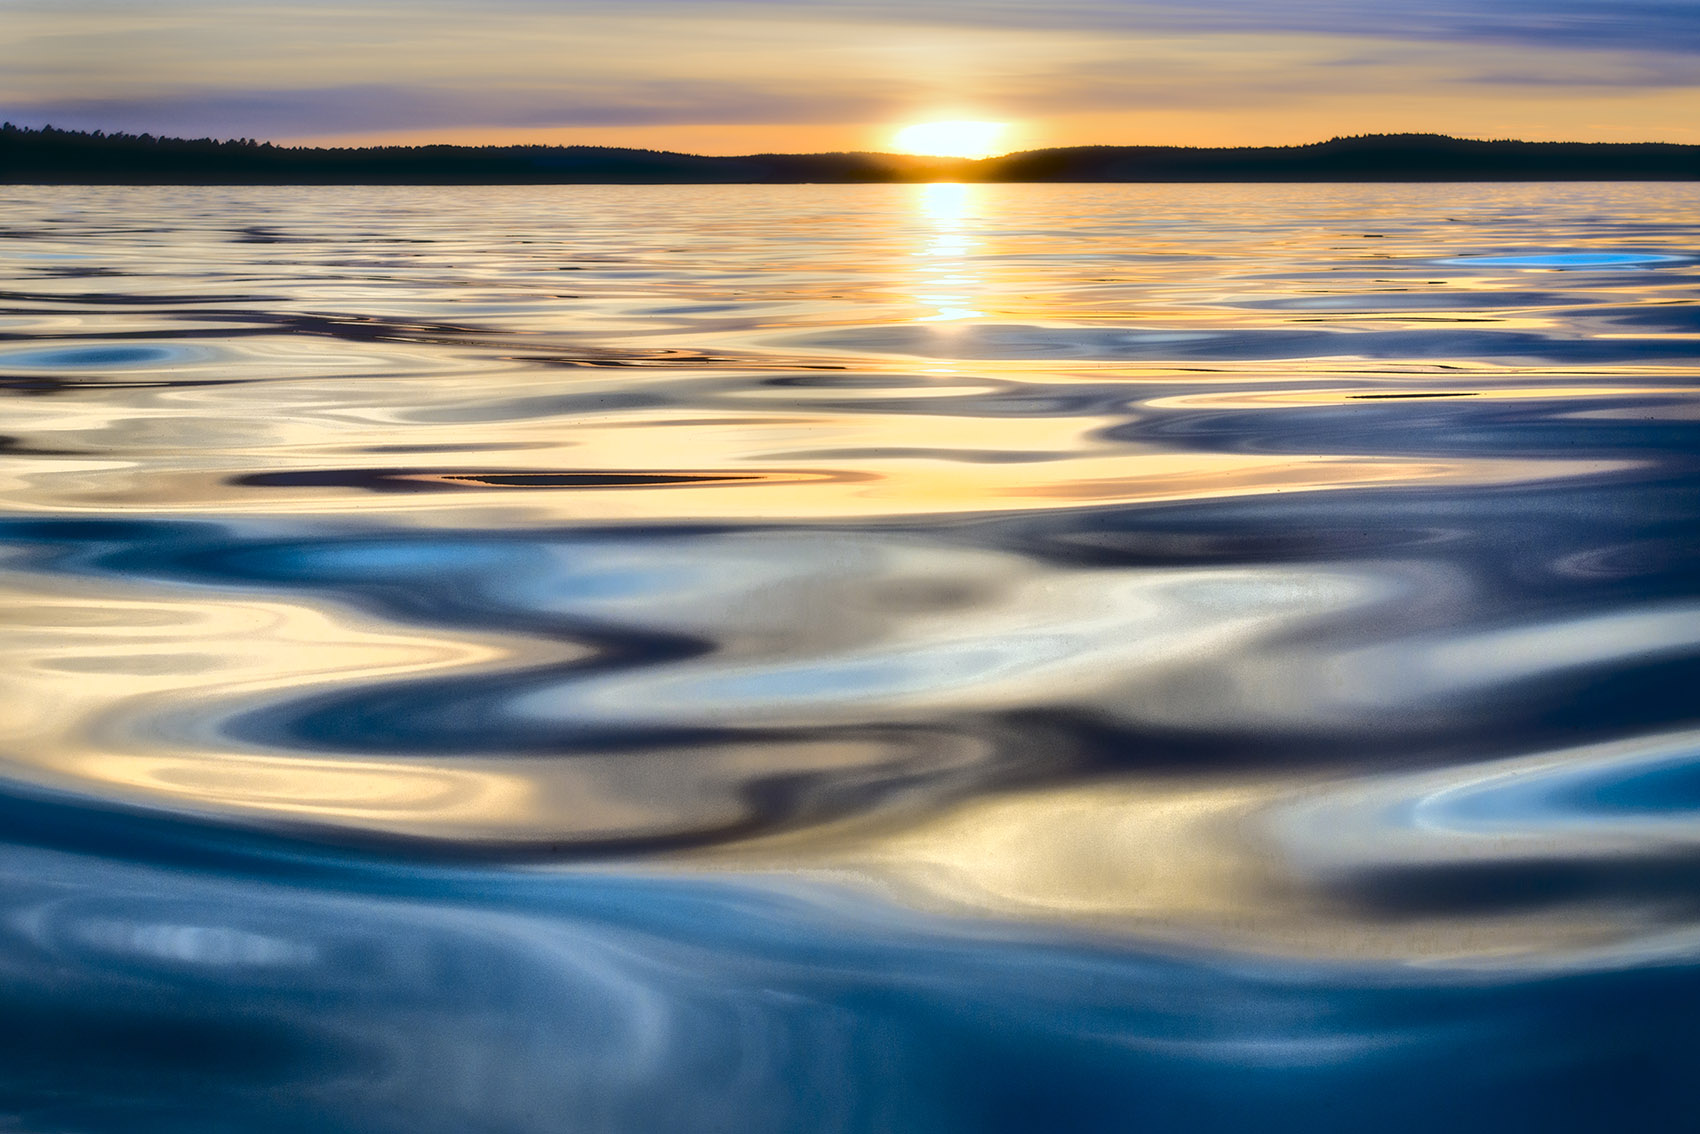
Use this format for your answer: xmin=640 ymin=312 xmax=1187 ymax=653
xmin=735 ymin=0 xmax=1700 ymax=56
xmin=0 ymin=82 xmax=892 ymax=137
xmin=468 ymin=0 xmax=1700 ymax=55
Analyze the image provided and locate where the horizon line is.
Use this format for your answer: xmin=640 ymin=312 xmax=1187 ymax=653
xmin=8 ymin=123 xmax=1700 ymax=162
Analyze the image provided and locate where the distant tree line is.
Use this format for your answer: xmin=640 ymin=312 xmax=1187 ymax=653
xmin=3 ymin=124 xmax=1696 ymax=183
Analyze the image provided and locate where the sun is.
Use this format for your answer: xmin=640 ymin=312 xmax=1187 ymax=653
xmin=891 ymin=120 xmax=1009 ymax=160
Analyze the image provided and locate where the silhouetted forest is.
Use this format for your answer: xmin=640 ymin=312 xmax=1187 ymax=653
xmin=4 ymin=124 xmax=1696 ymax=183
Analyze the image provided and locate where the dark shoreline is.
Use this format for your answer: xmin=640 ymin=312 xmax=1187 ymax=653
xmin=4 ymin=124 xmax=1698 ymax=184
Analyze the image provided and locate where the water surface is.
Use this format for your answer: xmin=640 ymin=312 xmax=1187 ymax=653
xmin=2 ymin=182 xmax=1699 ymax=1131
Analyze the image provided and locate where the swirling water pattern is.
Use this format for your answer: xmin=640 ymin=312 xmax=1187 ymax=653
xmin=1 ymin=182 xmax=1699 ymax=1131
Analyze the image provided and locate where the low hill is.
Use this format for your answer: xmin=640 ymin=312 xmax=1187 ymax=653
xmin=991 ymin=134 xmax=1700 ymax=182
xmin=3 ymin=125 xmax=1696 ymax=183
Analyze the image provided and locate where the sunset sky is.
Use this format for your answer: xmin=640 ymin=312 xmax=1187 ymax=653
xmin=3 ymin=0 xmax=1698 ymax=153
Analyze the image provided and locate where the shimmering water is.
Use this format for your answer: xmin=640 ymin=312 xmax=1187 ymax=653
xmin=2 ymin=182 xmax=1699 ymax=1131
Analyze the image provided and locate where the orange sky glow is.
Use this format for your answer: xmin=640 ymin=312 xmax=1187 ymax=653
xmin=5 ymin=2 xmax=1699 ymax=152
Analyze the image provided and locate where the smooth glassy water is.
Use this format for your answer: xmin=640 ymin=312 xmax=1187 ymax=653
xmin=2 ymin=182 xmax=1698 ymax=1132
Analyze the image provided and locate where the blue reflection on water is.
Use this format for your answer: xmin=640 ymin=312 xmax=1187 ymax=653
xmin=4 ymin=816 xmax=1700 ymax=1134
xmin=0 ymin=343 xmax=206 ymax=369
xmin=1440 ymin=251 xmax=1686 ymax=268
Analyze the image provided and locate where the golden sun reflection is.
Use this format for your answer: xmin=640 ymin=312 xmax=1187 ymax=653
xmin=911 ymin=182 xmax=984 ymax=323
xmin=918 ymin=180 xmax=969 ymax=219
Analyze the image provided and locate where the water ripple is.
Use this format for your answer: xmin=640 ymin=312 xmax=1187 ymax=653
xmin=2 ymin=182 xmax=1699 ymax=1129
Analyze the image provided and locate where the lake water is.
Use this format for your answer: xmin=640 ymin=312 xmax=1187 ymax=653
xmin=2 ymin=182 xmax=1698 ymax=1131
